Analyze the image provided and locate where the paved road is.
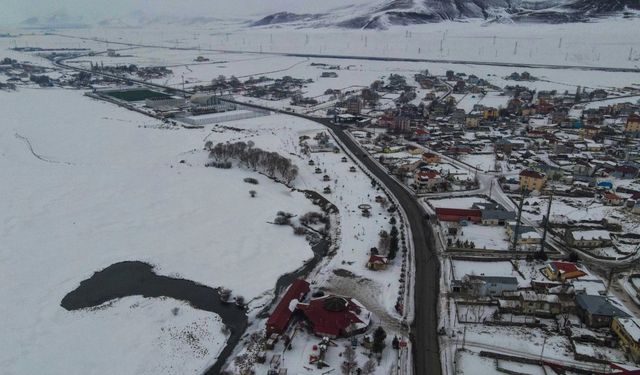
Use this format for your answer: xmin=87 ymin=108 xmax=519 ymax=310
xmin=53 ymin=54 xmax=442 ymax=374
xmin=325 ymin=121 xmax=443 ymax=375
xmin=222 ymin=100 xmax=443 ymax=375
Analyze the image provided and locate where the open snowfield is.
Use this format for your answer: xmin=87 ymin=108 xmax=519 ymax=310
xmin=0 ymin=88 xmax=320 ymax=374
xmin=3 ymin=296 xmax=229 ymax=375
xmin=27 ymin=17 xmax=640 ymax=69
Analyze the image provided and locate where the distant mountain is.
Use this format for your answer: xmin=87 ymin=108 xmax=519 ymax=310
xmin=251 ymin=12 xmax=323 ymax=27
xmin=19 ymin=14 xmax=89 ymax=29
xmin=251 ymin=0 xmax=640 ymax=29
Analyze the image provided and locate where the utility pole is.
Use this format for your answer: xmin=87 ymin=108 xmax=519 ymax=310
xmin=489 ymin=179 xmax=494 ymax=199
xmin=540 ymin=191 xmax=554 ymax=255
xmin=512 ymin=188 xmax=528 ymax=252
xmin=606 ymin=267 xmax=616 ymax=294
xmin=462 ymin=325 xmax=467 ymax=350
xmin=540 ymin=336 xmax=547 ymax=362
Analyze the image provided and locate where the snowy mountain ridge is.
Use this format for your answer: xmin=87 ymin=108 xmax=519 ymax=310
xmin=251 ymin=0 xmax=640 ymax=29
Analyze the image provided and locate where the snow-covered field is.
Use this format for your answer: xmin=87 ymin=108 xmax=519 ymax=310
xmin=0 ymin=88 xmax=320 ymax=374
xmin=32 ymin=17 xmax=640 ymax=69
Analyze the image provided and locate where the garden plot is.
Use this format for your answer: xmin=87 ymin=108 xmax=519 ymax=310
xmin=456 ymin=304 xmax=498 ymax=324
xmin=523 ymin=197 xmax=640 ymax=239
xmin=445 ymin=223 xmax=510 ymax=251
xmin=455 ymin=350 xmax=500 ymax=375
xmin=463 ymin=325 xmax=573 ymax=362
xmin=463 ymin=153 xmax=496 ymax=173
xmin=450 ymin=260 xmax=525 ymax=284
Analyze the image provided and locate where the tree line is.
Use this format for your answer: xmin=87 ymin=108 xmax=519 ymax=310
xmin=205 ymin=141 xmax=298 ymax=184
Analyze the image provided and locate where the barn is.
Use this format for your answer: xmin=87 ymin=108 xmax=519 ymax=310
xmin=435 ymin=207 xmax=482 ymax=223
xmin=266 ymin=279 xmax=310 ymax=336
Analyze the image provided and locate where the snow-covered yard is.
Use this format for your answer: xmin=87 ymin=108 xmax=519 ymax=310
xmin=450 ymin=260 xmax=524 ymax=284
xmin=445 ymin=223 xmax=510 ymax=251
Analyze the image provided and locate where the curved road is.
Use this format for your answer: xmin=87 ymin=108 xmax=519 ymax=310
xmin=53 ymin=55 xmax=442 ymax=374
xmin=221 ymin=101 xmax=443 ymax=375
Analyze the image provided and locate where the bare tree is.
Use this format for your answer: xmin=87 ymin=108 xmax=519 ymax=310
xmin=361 ymin=358 xmax=376 ymax=375
xmin=378 ymin=230 xmax=390 ymax=255
xmin=341 ymin=345 xmax=357 ymax=375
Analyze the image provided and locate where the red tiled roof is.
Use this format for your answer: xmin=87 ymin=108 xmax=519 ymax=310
xmin=603 ymin=192 xmax=621 ymax=200
xmin=297 ymin=296 xmax=367 ymax=338
xmin=368 ymin=255 xmax=388 ymax=264
xmin=416 ymin=170 xmax=440 ymax=180
xmin=266 ymin=279 xmax=310 ymax=335
xmin=551 ymin=261 xmax=581 ymax=274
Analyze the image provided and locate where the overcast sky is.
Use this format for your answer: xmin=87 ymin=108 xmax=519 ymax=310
xmin=1 ymin=0 xmax=372 ymax=26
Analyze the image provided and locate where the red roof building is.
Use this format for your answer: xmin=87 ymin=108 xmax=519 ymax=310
xmin=266 ymin=279 xmax=310 ymax=335
xmin=366 ymin=254 xmax=388 ymax=270
xmin=543 ymin=261 xmax=587 ymax=281
xmin=297 ymin=296 xmax=371 ymax=338
xmin=435 ymin=207 xmax=482 ymax=223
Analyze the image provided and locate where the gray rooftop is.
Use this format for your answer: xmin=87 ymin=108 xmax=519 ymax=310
xmin=481 ymin=209 xmax=516 ymax=221
xmin=576 ymin=295 xmax=630 ymax=317
xmin=470 ymin=275 xmax=518 ymax=285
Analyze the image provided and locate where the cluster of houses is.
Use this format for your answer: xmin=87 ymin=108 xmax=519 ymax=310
xmin=453 ymin=261 xmax=640 ymax=362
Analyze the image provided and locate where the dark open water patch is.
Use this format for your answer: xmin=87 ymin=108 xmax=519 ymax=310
xmin=61 ymin=261 xmax=247 ymax=375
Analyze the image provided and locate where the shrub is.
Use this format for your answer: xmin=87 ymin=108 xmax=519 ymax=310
xmin=243 ymin=177 xmax=259 ymax=184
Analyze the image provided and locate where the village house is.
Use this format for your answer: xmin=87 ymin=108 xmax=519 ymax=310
xmin=506 ymin=223 xmax=541 ymax=245
xmin=494 ymin=139 xmax=514 ymax=154
xmin=625 ymin=114 xmax=640 ymax=137
xmin=465 ymin=112 xmax=482 ymax=128
xmin=462 ymin=275 xmax=519 ymax=297
xmin=572 ymin=160 xmax=595 ymax=177
xmin=543 ymin=261 xmax=587 ymax=282
xmin=366 ymin=255 xmax=388 ymax=271
xmin=634 ymin=201 xmax=640 ymax=215
xmin=575 ymin=294 xmax=630 ymax=328
xmin=564 ymin=229 xmax=612 ymax=248
xmin=580 ymin=125 xmax=601 ymax=140
xmin=516 ymin=291 xmax=561 ymax=316
xmin=612 ymin=317 xmax=640 ymax=362
xmin=421 ymin=152 xmax=441 ymax=164
xmin=480 ymin=209 xmax=516 ymax=226
xmin=483 ymin=107 xmax=499 ymax=121
xmin=519 ymin=169 xmax=547 ymax=192
xmin=346 ymin=97 xmax=363 ymax=115
xmin=414 ymin=169 xmax=443 ymax=192
xmin=602 ymin=192 xmax=624 ymax=206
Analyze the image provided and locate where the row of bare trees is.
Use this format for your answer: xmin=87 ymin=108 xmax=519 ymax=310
xmin=205 ymin=141 xmax=299 ymax=184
